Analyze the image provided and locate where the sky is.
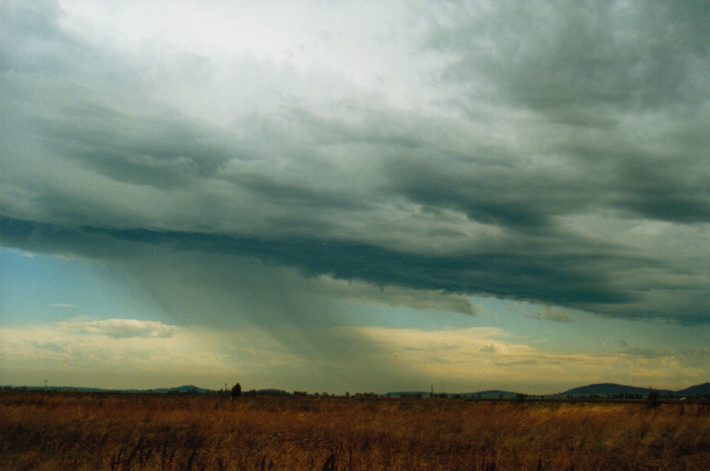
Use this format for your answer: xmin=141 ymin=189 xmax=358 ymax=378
xmin=1 ymin=0 xmax=709 ymax=394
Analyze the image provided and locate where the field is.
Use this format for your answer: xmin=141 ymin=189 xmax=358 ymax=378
xmin=1 ymin=393 xmax=709 ymax=470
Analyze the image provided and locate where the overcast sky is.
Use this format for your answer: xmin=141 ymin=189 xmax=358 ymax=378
xmin=1 ymin=0 xmax=709 ymax=393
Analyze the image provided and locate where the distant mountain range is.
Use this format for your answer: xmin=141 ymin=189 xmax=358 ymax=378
xmin=3 ymin=382 xmax=709 ymax=398
xmin=559 ymin=383 xmax=671 ymax=397
xmin=387 ymin=383 xmax=710 ymax=399
xmin=557 ymin=382 xmax=710 ymax=398
xmin=676 ymin=383 xmax=710 ymax=396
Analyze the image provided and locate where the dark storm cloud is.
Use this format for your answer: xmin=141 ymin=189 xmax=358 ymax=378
xmin=427 ymin=0 xmax=710 ymax=224
xmin=1 ymin=3 xmax=234 ymax=190
xmin=2 ymin=0 xmax=709 ymax=325
xmin=430 ymin=0 xmax=709 ymax=115
xmin=386 ymin=155 xmax=573 ymax=230
xmin=36 ymin=105 xmax=234 ymax=189
xmin=6 ymin=215 xmax=706 ymax=323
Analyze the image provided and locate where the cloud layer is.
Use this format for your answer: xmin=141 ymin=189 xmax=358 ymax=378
xmin=57 ymin=318 xmax=177 ymax=339
xmin=1 ymin=0 xmax=709 ymax=327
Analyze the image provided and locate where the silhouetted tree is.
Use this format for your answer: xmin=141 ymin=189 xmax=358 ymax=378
xmin=231 ymin=382 xmax=242 ymax=398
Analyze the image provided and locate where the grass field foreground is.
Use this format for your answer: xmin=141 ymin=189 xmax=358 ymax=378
xmin=1 ymin=393 xmax=709 ymax=470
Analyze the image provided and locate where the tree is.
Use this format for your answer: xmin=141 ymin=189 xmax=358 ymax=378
xmin=231 ymin=382 xmax=242 ymax=398
xmin=646 ymin=389 xmax=660 ymax=409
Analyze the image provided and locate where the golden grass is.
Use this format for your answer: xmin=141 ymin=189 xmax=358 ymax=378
xmin=1 ymin=393 xmax=709 ymax=470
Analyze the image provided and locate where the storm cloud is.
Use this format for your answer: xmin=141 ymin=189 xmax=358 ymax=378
xmin=2 ymin=0 xmax=709 ymax=329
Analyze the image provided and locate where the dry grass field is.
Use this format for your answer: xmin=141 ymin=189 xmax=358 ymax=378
xmin=1 ymin=392 xmax=709 ymax=470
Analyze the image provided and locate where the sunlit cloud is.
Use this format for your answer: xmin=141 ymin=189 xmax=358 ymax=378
xmin=57 ymin=318 xmax=177 ymax=339
xmin=1 ymin=321 xmax=706 ymax=393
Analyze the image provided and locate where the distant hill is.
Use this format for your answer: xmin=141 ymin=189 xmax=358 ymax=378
xmin=676 ymin=383 xmax=710 ymax=396
xmin=150 ymin=385 xmax=214 ymax=395
xmin=562 ymin=383 xmax=657 ymax=397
